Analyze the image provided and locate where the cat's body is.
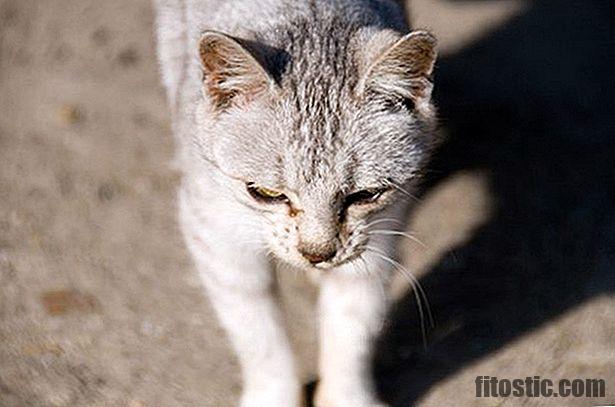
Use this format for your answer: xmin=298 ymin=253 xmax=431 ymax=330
xmin=154 ymin=0 xmax=438 ymax=405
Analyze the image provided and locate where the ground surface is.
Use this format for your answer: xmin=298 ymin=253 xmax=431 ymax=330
xmin=1 ymin=0 xmax=614 ymax=406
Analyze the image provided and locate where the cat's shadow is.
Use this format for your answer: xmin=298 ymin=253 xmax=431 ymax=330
xmin=371 ymin=0 xmax=615 ymax=405
xmin=304 ymin=1 xmax=614 ymax=404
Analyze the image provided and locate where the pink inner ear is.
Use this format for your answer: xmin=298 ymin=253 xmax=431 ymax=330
xmin=199 ymin=33 xmax=271 ymax=110
xmin=362 ymin=31 xmax=437 ymax=103
xmin=398 ymin=32 xmax=437 ymax=77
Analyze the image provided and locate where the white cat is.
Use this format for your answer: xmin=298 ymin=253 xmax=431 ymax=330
xmin=154 ymin=0 xmax=438 ymax=405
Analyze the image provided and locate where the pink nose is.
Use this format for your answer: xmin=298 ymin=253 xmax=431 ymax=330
xmin=299 ymin=249 xmax=336 ymax=264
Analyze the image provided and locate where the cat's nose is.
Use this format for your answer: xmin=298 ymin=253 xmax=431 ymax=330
xmin=299 ymin=248 xmax=336 ymax=265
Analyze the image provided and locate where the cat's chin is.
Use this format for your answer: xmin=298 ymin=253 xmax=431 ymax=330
xmin=279 ymin=259 xmax=333 ymax=272
xmin=275 ymin=254 xmax=360 ymax=275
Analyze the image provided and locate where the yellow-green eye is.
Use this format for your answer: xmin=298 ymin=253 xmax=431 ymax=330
xmin=255 ymin=187 xmax=283 ymax=198
xmin=246 ymin=183 xmax=288 ymax=203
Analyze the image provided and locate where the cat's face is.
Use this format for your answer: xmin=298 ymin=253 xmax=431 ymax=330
xmin=195 ymin=29 xmax=438 ymax=270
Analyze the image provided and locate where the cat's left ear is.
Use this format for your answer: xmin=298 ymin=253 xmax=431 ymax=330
xmin=198 ymin=31 xmax=276 ymax=110
xmin=359 ymin=30 xmax=437 ymax=116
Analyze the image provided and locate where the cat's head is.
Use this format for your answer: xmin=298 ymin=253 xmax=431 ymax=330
xmin=194 ymin=27 xmax=438 ymax=270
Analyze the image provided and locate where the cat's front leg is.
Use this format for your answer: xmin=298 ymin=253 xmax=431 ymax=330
xmin=180 ymin=196 xmax=301 ymax=406
xmin=316 ymin=261 xmax=391 ymax=407
xmin=188 ymin=241 xmax=301 ymax=406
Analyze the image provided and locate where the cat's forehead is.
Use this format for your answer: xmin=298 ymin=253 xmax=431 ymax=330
xmin=274 ymin=115 xmax=409 ymax=193
xmin=276 ymin=23 xmax=360 ymax=144
xmin=217 ymin=76 xmax=424 ymax=194
xmin=211 ymin=21 xmax=433 ymax=192
xmin=271 ymin=31 xmax=360 ymax=188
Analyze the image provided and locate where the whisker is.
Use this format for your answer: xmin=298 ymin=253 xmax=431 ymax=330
xmin=363 ymin=218 xmax=403 ymax=229
xmin=366 ymin=248 xmax=427 ymax=348
xmin=384 ymin=180 xmax=422 ymax=203
xmin=358 ymin=255 xmax=371 ymax=277
xmin=364 ymin=246 xmax=434 ymax=348
xmin=367 ymin=230 xmax=428 ymax=249
xmin=367 ymin=246 xmax=434 ymax=328
xmin=349 ymin=259 xmax=367 ymax=278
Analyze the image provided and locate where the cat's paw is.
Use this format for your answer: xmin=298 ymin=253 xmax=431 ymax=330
xmin=314 ymin=386 xmax=388 ymax=407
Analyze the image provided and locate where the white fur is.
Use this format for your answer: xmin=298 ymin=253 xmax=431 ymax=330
xmin=154 ymin=1 xmax=437 ymax=405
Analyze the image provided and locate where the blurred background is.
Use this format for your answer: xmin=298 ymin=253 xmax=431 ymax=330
xmin=0 ymin=0 xmax=613 ymax=406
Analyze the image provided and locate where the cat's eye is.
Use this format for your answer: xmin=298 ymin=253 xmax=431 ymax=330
xmin=246 ymin=182 xmax=289 ymax=203
xmin=344 ymin=188 xmax=388 ymax=207
xmin=383 ymin=96 xmax=415 ymax=112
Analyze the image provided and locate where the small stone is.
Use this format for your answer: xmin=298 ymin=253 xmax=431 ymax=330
xmin=54 ymin=45 xmax=72 ymax=62
xmin=118 ymin=48 xmax=139 ymax=67
xmin=57 ymin=105 xmax=82 ymax=126
xmin=91 ymin=27 xmax=110 ymax=46
xmin=97 ymin=182 xmax=117 ymax=202
xmin=21 ymin=341 xmax=64 ymax=357
xmin=131 ymin=112 xmax=149 ymax=127
xmin=40 ymin=289 xmax=99 ymax=316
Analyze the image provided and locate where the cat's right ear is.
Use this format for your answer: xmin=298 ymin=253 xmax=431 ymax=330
xmin=358 ymin=30 xmax=437 ymax=116
xmin=198 ymin=31 xmax=275 ymax=110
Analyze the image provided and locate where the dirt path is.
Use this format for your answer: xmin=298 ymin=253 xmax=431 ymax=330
xmin=1 ymin=1 xmax=613 ymax=406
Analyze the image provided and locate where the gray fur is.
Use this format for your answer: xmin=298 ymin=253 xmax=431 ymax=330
xmin=156 ymin=0 xmax=437 ymax=263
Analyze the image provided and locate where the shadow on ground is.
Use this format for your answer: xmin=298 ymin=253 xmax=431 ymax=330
xmin=374 ymin=0 xmax=615 ymax=405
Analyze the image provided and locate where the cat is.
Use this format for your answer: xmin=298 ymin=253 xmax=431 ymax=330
xmin=153 ymin=0 xmax=438 ymax=405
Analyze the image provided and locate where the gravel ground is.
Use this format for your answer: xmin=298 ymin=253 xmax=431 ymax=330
xmin=1 ymin=0 xmax=613 ymax=406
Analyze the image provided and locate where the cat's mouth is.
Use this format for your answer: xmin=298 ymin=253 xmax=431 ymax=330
xmin=275 ymin=251 xmax=343 ymax=272
xmin=298 ymin=246 xmax=367 ymax=272
xmin=310 ymin=260 xmax=336 ymax=270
